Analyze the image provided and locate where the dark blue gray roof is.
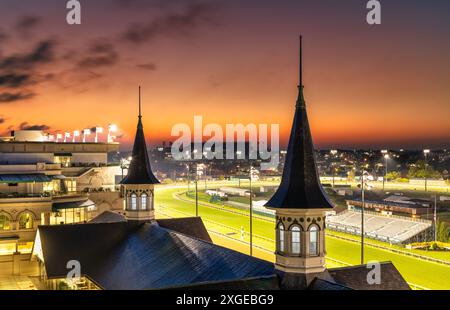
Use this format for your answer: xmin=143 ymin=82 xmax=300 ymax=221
xmin=38 ymin=221 xmax=275 ymax=290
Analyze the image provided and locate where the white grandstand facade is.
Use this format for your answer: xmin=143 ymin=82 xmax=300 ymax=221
xmin=326 ymin=210 xmax=432 ymax=244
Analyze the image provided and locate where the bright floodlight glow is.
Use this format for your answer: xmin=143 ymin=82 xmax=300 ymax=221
xmin=96 ymin=127 xmax=103 ymax=133
xmin=73 ymin=130 xmax=80 ymax=137
xmin=381 ymin=149 xmax=388 ymax=154
xmin=384 ymin=154 xmax=389 ymax=159
xmin=330 ymin=149 xmax=337 ymax=155
xmin=108 ymin=124 xmax=118 ymax=132
xmin=83 ymin=129 xmax=91 ymax=135
xmin=127 ymin=156 xmax=132 ymax=161
xmin=423 ymin=149 xmax=430 ymax=154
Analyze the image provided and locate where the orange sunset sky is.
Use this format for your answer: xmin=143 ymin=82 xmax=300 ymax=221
xmin=0 ymin=0 xmax=449 ymax=150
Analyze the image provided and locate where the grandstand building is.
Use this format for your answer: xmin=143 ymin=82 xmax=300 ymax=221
xmin=327 ymin=210 xmax=432 ymax=244
xmin=0 ymin=128 xmax=122 ymax=275
xmin=346 ymin=195 xmax=431 ymax=218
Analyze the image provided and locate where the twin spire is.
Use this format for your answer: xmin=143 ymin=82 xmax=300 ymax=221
xmin=120 ymin=86 xmax=159 ymax=185
xmin=264 ymin=36 xmax=333 ymax=210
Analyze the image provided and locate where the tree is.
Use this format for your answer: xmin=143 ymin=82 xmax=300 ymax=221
xmin=385 ymin=171 xmax=400 ymax=181
xmin=437 ymin=221 xmax=449 ymax=243
xmin=407 ymin=160 xmax=442 ymax=179
xmin=347 ymin=169 xmax=355 ymax=182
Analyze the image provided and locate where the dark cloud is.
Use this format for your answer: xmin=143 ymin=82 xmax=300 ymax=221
xmin=78 ymin=41 xmax=119 ymax=68
xmin=16 ymin=16 xmax=42 ymax=36
xmin=0 ymin=117 xmax=5 ymax=124
xmin=0 ymin=30 xmax=8 ymax=43
xmin=0 ymin=40 xmax=56 ymax=70
xmin=0 ymin=40 xmax=56 ymax=103
xmin=0 ymin=73 xmax=31 ymax=88
xmin=0 ymin=92 xmax=35 ymax=103
xmin=137 ymin=63 xmax=157 ymax=71
xmin=19 ymin=122 xmax=50 ymax=131
xmin=122 ymin=2 xmax=216 ymax=44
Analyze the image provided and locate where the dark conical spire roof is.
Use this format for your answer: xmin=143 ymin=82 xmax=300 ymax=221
xmin=265 ymin=36 xmax=332 ymax=209
xmin=121 ymin=87 xmax=159 ymax=185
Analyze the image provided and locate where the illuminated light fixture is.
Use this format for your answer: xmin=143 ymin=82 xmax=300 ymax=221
xmin=423 ymin=149 xmax=430 ymax=154
xmin=94 ymin=126 xmax=103 ymax=143
xmin=64 ymin=132 xmax=71 ymax=143
xmin=73 ymin=130 xmax=80 ymax=142
xmin=330 ymin=149 xmax=337 ymax=156
xmin=82 ymin=129 xmax=91 ymax=143
xmin=107 ymin=124 xmax=117 ymax=143
xmin=381 ymin=149 xmax=388 ymax=154
xmin=56 ymin=133 xmax=62 ymax=142
xmin=48 ymin=134 xmax=55 ymax=142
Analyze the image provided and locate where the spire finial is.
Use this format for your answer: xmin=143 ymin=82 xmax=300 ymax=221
xmin=138 ymin=86 xmax=142 ymax=118
xmin=299 ymin=35 xmax=303 ymax=87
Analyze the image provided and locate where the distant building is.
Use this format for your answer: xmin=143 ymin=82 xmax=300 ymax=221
xmin=0 ymin=127 xmax=121 ymax=267
xmin=346 ymin=195 xmax=431 ymax=217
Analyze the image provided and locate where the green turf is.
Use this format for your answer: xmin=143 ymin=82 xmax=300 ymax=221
xmin=155 ymin=184 xmax=450 ymax=290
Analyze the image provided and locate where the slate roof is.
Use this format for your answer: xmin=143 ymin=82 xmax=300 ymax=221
xmin=157 ymin=217 xmax=212 ymax=243
xmin=328 ymin=262 xmax=411 ymax=290
xmin=265 ymin=36 xmax=333 ymax=210
xmin=37 ymin=221 xmax=275 ymax=290
xmin=120 ymin=87 xmax=159 ymax=185
xmin=307 ymin=278 xmax=352 ymax=290
xmin=0 ymin=173 xmax=52 ymax=183
xmin=88 ymin=211 xmax=127 ymax=224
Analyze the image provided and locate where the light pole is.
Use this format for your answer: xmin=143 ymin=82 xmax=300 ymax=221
xmin=434 ymin=194 xmax=437 ymax=242
xmin=249 ymin=165 xmax=253 ymax=256
xmin=381 ymin=150 xmax=388 ymax=191
xmin=186 ymin=164 xmax=190 ymax=194
xmin=424 ymin=149 xmax=430 ymax=191
xmin=195 ymin=175 xmax=198 ymax=217
xmin=383 ymin=154 xmax=389 ymax=191
xmin=360 ymin=168 xmax=369 ymax=265
xmin=330 ymin=150 xmax=337 ymax=188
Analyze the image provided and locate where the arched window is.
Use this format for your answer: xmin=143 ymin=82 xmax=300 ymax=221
xmin=141 ymin=193 xmax=147 ymax=210
xmin=277 ymin=223 xmax=285 ymax=253
xmin=291 ymin=225 xmax=301 ymax=255
xmin=130 ymin=193 xmax=137 ymax=210
xmin=0 ymin=214 xmax=11 ymax=230
xmin=309 ymin=225 xmax=319 ymax=256
xmin=18 ymin=212 xmax=33 ymax=230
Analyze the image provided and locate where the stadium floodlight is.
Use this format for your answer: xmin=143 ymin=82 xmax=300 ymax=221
xmin=94 ymin=126 xmax=103 ymax=143
xmin=107 ymin=124 xmax=117 ymax=143
xmin=56 ymin=133 xmax=62 ymax=142
xmin=82 ymin=128 xmax=91 ymax=143
xmin=423 ymin=149 xmax=431 ymax=191
xmin=47 ymin=134 xmax=55 ymax=142
xmin=381 ymin=149 xmax=388 ymax=154
xmin=330 ymin=149 xmax=337 ymax=155
xmin=64 ymin=132 xmax=71 ymax=143
xmin=72 ymin=130 xmax=80 ymax=143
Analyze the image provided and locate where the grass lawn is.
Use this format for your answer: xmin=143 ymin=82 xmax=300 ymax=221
xmin=155 ymin=185 xmax=450 ymax=290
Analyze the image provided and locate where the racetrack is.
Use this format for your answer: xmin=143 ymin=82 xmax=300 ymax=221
xmin=154 ymin=184 xmax=450 ymax=290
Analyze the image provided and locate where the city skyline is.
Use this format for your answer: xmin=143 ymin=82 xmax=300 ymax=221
xmin=0 ymin=0 xmax=449 ymax=150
